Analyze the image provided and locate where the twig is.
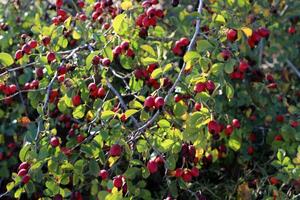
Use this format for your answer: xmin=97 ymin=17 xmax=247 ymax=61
xmin=106 ymin=77 xmax=139 ymax=128
xmin=128 ymin=0 xmax=204 ymax=142
xmin=286 ymin=59 xmax=300 ymax=79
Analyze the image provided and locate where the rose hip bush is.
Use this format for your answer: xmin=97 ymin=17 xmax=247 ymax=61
xmin=0 ymin=0 xmax=300 ymax=199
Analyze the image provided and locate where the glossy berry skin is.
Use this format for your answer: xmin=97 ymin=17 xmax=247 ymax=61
xmin=227 ymin=29 xmax=238 ymax=42
xmin=47 ymin=52 xmax=56 ymax=63
xmin=175 ymin=168 xmax=183 ymax=177
xmin=182 ymin=170 xmax=192 ymax=182
xmin=42 ymin=36 xmax=51 ymax=46
xmin=205 ymin=80 xmax=215 ymax=93
xmin=29 ymin=40 xmax=38 ymax=49
xmin=102 ymin=58 xmax=111 ymax=66
xmin=232 ymin=119 xmax=240 ymax=128
xmin=113 ymin=176 xmax=123 ymax=188
xmin=56 ymin=0 xmax=63 ymax=8
xmin=88 ymin=83 xmax=97 ymax=91
xmin=109 ymin=144 xmax=122 ymax=157
xmin=50 ymin=137 xmax=60 ymax=147
xmin=76 ymin=134 xmax=85 ymax=143
xmin=194 ymin=82 xmax=206 ymax=93
xmin=92 ymin=55 xmax=101 ymax=65
xmin=208 ymin=120 xmax=221 ymax=134
xmin=144 ymin=96 xmax=155 ymax=108
xmin=99 ymin=169 xmax=109 ymax=180
xmin=97 ymin=87 xmax=106 ymax=98
xmin=154 ymin=97 xmax=165 ymax=109
xmin=147 ymin=160 xmax=158 ymax=174
xmin=72 ymin=95 xmax=81 ymax=106
xmin=15 ymin=50 xmax=23 ymax=60
xmin=224 ymin=125 xmax=233 ymax=136
xmin=120 ymin=41 xmax=129 ymax=50
xmin=22 ymin=174 xmax=31 ymax=184
xmin=18 ymin=162 xmax=30 ymax=171
xmin=239 ymin=60 xmax=249 ymax=72
xmin=194 ymin=102 xmax=202 ymax=111
xmin=21 ymin=44 xmax=31 ymax=55
xmin=17 ymin=169 xmax=27 ymax=177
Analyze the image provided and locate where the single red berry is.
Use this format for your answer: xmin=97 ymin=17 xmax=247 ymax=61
xmin=175 ymin=168 xmax=183 ymax=177
xmin=56 ymin=0 xmax=63 ymax=8
xmin=208 ymin=120 xmax=221 ymax=134
xmin=195 ymin=102 xmax=202 ymax=111
xmin=174 ymin=94 xmax=182 ymax=103
xmin=120 ymin=41 xmax=129 ymax=51
xmin=257 ymin=27 xmax=270 ymax=38
xmin=109 ymin=144 xmax=122 ymax=157
xmin=154 ymin=97 xmax=165 ymax=109
xmin=274 ymin=135 xmax=283 ymax=141
xmin=9 ymin=84 xmax=17 ymax=94
xmin=42 ymin=36 xmax=51 ymax=46
xmin=182 ymin=169 xmax=192 ymax=182
xmin=92 ymin=55 xmax=101 ymax=65
xmin=288 ymin=26 xmax=296 ymax=35
xmin=72 ymin=95 xmax=81 ymax=106
xmin=205 ymin=80 xmax=215 ymax=93
xmin=18 ymin=162 xmax=30 ymax=171
xmin=191 ymin=167 xmax=199 ymax=177
xmin=220 ymin=49 xmax=231 ymax=60
xmin=113 ymin=176 xmax=123 ymax=188
xmin=88 ymin=83 xmax=97 ymax=91
xmin=77 ymin=0 xmax=85 ymax=8
xmin=147 ymin=160 xmax=158 ymax=174
xmin=18 ymin=169 xmax=27 ymax=177
xmin=269 ymin=177 xmax=280 ymax=185
xmin=102 ymin=58 xmax=111 ymax=66
xmin=120 ymin=113 xmax=127 ymax=122
xmin=227 ymin=29 xmax=238 ymax=42
xmin=232 ymin=119 xmax=240 ymax=128
xmin=21 ymin=44 xmax=31 ymax=55
xmin=50 ymin=136 xmax=60 ymax=147
xmin=239 ymin=60 xmax=249 ymax=72
xmin=76 ymin=134 xmax=85 ymax=143
xmin=28 ymin=40 xmax=38 ymax=49
xmin=97 ymin=87 xmax=106 ymax=98
xmin=247 ymin=146 xmax=254 ymax=155
xmin=126 ymin=48 xmax=135 ymax=58
xmin=15 ymin=50 xmax=23 ymax=60
xmin=35 ymin=68 xmax=43 ymax=78
xmin=46 ymin=52 xmax=56 ymax=63
xmin=224 ymin=125 xmax=233 ymax=136
xmin=194 ymin=82 xmax=206 ymax=93
xmin=276 ymin=115 xmax=284 ymax=122
xmin=179 ymin=37 xmax=190 ymax=46
xmin=22 ymin=174 xmax=31 ymax=184
xmin=144 ymin=96 xmax=155 ymax=108
xmin=99 ymin=169 xmax=109 ymax=180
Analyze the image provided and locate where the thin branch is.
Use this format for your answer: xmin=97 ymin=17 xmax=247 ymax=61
xmin=286 ymin=59 xmax=300 ymax=79
xmin=128 ymin=0 xmax=204 ymax=142
xmin=106 ymin=77 xmax=139 ymax=128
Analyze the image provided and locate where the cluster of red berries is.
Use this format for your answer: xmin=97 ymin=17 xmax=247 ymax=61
xmin=91 ymin=0 xmax=117 ymax=30
xmin=88 ymin=83 xmax=106 ymax=99
xmin=147 ymin=156 xmax=165 ymax=174
xmin=174 ymin=167 xmax=199 ymax=182
xmin=17 ymin=162 xmax=31 ymax=184
xmin=136 ymin=0 xmax=164 ymax=38
xmin=14 ymin=39 xmax=38 ymax=60
xmin=208 ymin=118 xmax=240 ymax=137
xmin=144 ymin=95 xmax=165 ymax=110
xmin=247 ymin=27 xmax=270 ymax=48
xmin=193 ymin=80 xmax=215 ymax=94
xmin=23 ymin=80 xmax=39 ymax=90
xmin=134 ymin=63 xmax=160 ymax=89
xmin=0 ymin=83 xmax=17 ymax=95
xmin=230 ymin=60 xmax=250 ymax=80
xmin=172 ymin=37 xmax=190 ymax=56
xmin=112 ymin=41 xmax=135 ymax=58
xmin=52 ymin=0 xmax=70 ymax=25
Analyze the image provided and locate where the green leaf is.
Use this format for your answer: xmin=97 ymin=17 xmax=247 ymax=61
xmin=72 ymin=105 xmax=85 ymax=119
xmin=136 ymin=139 xmax=148 ymax=153
xmin=157 ymin=119 xmax=171 ymax=128
xmin=277 ymin=149 xmax=286 ymax=162
xmin=101 ymin=111 xmax=115 ymax=120
xmin=197 ymin=40 xmax=213 ymax=52
xmin=141 ymin=45 xmax=156 ymax=57
xmin=160 ymin=139 xmax=174 ymax=152
xmin=0 ymin=53 xmax=14 ymax=67
xmin=224 ymin=59 xmax=236 ymax=74
xmin=141 ymin=57 xmax=158 ymax=65
xmin=112 ymin=14 xmax=128 ymax=35
xmin=19 ymin=143 xmax=31 ymax=162
xmin=151 ymin=68 xmax=163 ymax=79
xmin=174 ymin=102 xmax=187 ymax=118
xmin=213 ymin=14 xmax=226 ymax=23
xmin=226 ymin=83 xmax=234 ymax=99
xmin=228 ymin=138 xmax=241 ymax=151
xmin=125 ymin=109 xmax=138 ymax=118
xmin=183 ymin=51 xmax=200 ymax=62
